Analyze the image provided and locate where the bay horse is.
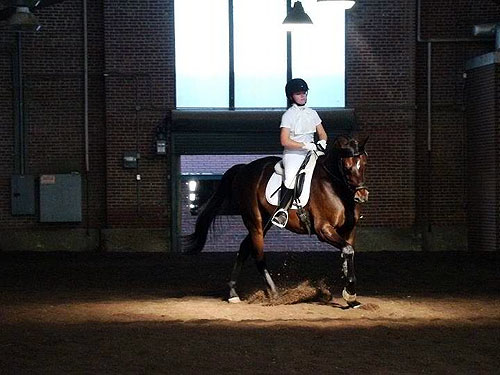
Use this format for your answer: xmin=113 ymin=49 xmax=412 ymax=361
xmin=184 ymin=135 xmax=369 ymax=307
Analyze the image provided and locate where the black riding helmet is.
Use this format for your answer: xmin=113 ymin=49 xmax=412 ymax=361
xmin=285 ymin=78 xmax=309 ymax=99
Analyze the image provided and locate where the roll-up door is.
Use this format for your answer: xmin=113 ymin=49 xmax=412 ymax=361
xmin=171 ymin=109 xmax=358 ymax=155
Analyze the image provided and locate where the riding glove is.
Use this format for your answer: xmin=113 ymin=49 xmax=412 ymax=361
xmin=302 ymin=142 xmax=317 ymax=151
xmin=316 ymin=139 xmax=327 ymax=152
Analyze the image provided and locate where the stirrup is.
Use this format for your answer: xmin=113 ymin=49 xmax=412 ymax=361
xmin=271 ymin=208 xmax=289 ymax=228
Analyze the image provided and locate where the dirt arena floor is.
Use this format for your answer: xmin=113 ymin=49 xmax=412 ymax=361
xmin=1 ymin=250 xmax=499 ymax=374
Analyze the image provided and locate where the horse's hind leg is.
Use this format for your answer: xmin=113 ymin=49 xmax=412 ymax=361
xmin=250 ymin=231 xmax=278 ymax=300
xmin=256 ymin=255 xmax=278 ymax=299
xmin=228 ymin=231 xmax=278 ymax=302
xmin=228 ymin=236 xmax=252 ymax=303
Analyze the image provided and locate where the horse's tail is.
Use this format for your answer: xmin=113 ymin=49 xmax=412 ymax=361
xmin=183 ymin=164 xmax=244 ymax=254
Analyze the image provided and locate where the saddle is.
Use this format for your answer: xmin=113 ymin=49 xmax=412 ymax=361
xmin=265 ymin=150 xmax=323 ymax=209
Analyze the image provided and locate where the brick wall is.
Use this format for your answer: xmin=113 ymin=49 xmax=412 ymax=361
xmin=497 ymin=66 xmax=500 ymax=254
xmin=346 ymin=0 xmax=416 ymax=228
xmin=103 ymin=0 xmax=173 ymax=229
xmin=1 ymin=0 xmax=499 ymax=251
xmin=465 ymin=64 xmax=497 ymax=252
xmin=413 ymin=0 xmax=500 ymax=250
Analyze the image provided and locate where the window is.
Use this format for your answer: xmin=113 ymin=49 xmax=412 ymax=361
xmin=175 ymin=0 xmax=346 ymax=108
xmin=174 ymin=0 xmax=229 ymax=107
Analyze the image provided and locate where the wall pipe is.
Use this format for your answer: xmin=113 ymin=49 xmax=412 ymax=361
xmin=134 ymin=75 xmax=141 ymax=216
xmin=286 ymin=0 xmax=292 ymax=83
xmin=83 ymin=0 xmax=90 ymax=236
xmin=228 ymin=0 xmax=234 ymax=109
xmin=16 ymin=32 xmax=25 ymax=175
xmin=83 ymin=0 xmax=88 ymax=174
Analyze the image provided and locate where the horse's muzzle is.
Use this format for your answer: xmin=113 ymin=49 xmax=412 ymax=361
xmin=354 ymin=187 xmax=369 ymax=203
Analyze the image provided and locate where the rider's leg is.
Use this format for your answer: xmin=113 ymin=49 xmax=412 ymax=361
xmin=271 ymin=184 xmax=294 ymax=228
xmin=271 ymin=152 xmax=305 ymax=228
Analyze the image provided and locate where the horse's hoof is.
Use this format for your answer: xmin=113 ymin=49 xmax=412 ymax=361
xmin=347 ymin=300 xmax=362 ymax=309
xmin=342 ymin=288 xmax=357 ymax=304
xmin=228 ymin=296 xmax=242 ymax=304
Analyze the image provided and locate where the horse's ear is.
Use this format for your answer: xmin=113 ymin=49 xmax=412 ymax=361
xmin=359 ymin=136 xmax=369 ymax=151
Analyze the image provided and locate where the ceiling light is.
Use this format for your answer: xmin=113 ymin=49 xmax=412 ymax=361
xmin=8 ymin=6 xmax=41 ymax=32
xmin=282 ymin=1 xmax=313 ymax=30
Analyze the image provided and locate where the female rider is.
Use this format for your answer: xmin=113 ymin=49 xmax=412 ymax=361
xmin=271 ymin=78 xmax=328 ymax=228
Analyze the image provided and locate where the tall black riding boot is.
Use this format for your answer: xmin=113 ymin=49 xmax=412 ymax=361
xmin=271 ymin=184 xmax=294 ymax=228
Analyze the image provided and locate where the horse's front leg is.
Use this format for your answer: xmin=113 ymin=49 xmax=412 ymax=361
xmin=319 ymin=224 xmax=360 ymax=308
xmin=340 ymin=244 xmax=360 ymax=307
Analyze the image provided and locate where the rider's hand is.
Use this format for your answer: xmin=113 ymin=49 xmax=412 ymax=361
xmin=302 ymin=142 xmax=317 ymax=151
xmin=316 ymin=139 xmax=327 ymax=152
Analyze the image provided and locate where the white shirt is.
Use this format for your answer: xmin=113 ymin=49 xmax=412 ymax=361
xmin=280 ymin=104 xmax=322 ymax=145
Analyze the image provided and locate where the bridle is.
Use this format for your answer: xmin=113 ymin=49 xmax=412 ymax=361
xmin=321 ymin=148 xmax=368 ymax=194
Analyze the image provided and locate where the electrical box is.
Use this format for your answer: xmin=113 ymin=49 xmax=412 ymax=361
xmin=39 ymin=173 xmax=82 ymax=222
xmin=11 ymin=175 xmax=35 ymax=215
xmin=123 ymin=152 xmax=140 ymax=168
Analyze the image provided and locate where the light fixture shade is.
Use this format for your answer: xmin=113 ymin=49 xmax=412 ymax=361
xmin=282 ymin=1 xmax=313 ymax=25
xmin=8 ymin=6 xmax=41 ymax=32
xmin=317 ymin=0 xmax=356 ymax=9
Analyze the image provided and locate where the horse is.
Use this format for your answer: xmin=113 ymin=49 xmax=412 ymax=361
xmin=183 ymin=135 xmax=369 ymax=307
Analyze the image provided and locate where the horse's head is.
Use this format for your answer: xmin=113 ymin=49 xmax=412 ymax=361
xmin=324 ymin=135 xmax=369 ymax=203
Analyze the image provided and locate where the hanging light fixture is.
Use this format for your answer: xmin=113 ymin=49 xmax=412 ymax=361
xmin=282 ymin=1 xmax=313 ymax=29
xmin=8 ymin=6 xmax=41 ymax=32
xmin=317 ymin=0 xmax=356 ymax=10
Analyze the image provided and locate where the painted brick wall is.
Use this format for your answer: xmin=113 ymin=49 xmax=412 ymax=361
xmin=180 ymin=154 xmax=339 ymax=252
xmin=180 ymin=180 xmax=336 ymax=253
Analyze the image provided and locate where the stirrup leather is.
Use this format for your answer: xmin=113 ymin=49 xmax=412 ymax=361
xmin=271 ymin=208 xmax=289 ymax=228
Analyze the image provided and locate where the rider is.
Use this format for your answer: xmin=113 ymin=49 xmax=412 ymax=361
xmin=271 ymin=78 xmax=328 ymax=228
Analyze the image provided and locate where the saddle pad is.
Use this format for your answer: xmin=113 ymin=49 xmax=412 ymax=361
xmin=265 ymin=152 xmax=319 ymax=208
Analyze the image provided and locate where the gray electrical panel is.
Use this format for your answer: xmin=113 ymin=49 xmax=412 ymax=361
xmin=39 ymin=173 xmax=82 ymax=222
xmin=11 ymin=175 xmax=35 ymax=215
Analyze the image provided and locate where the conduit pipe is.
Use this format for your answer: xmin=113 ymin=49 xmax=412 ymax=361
xmin=83 ymin=0 xmax=88 ymax=174
xmin=83 ymin=0 xmax=90 ymax=235
xmin=16 ymin=32 xmax=25 ymax=175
